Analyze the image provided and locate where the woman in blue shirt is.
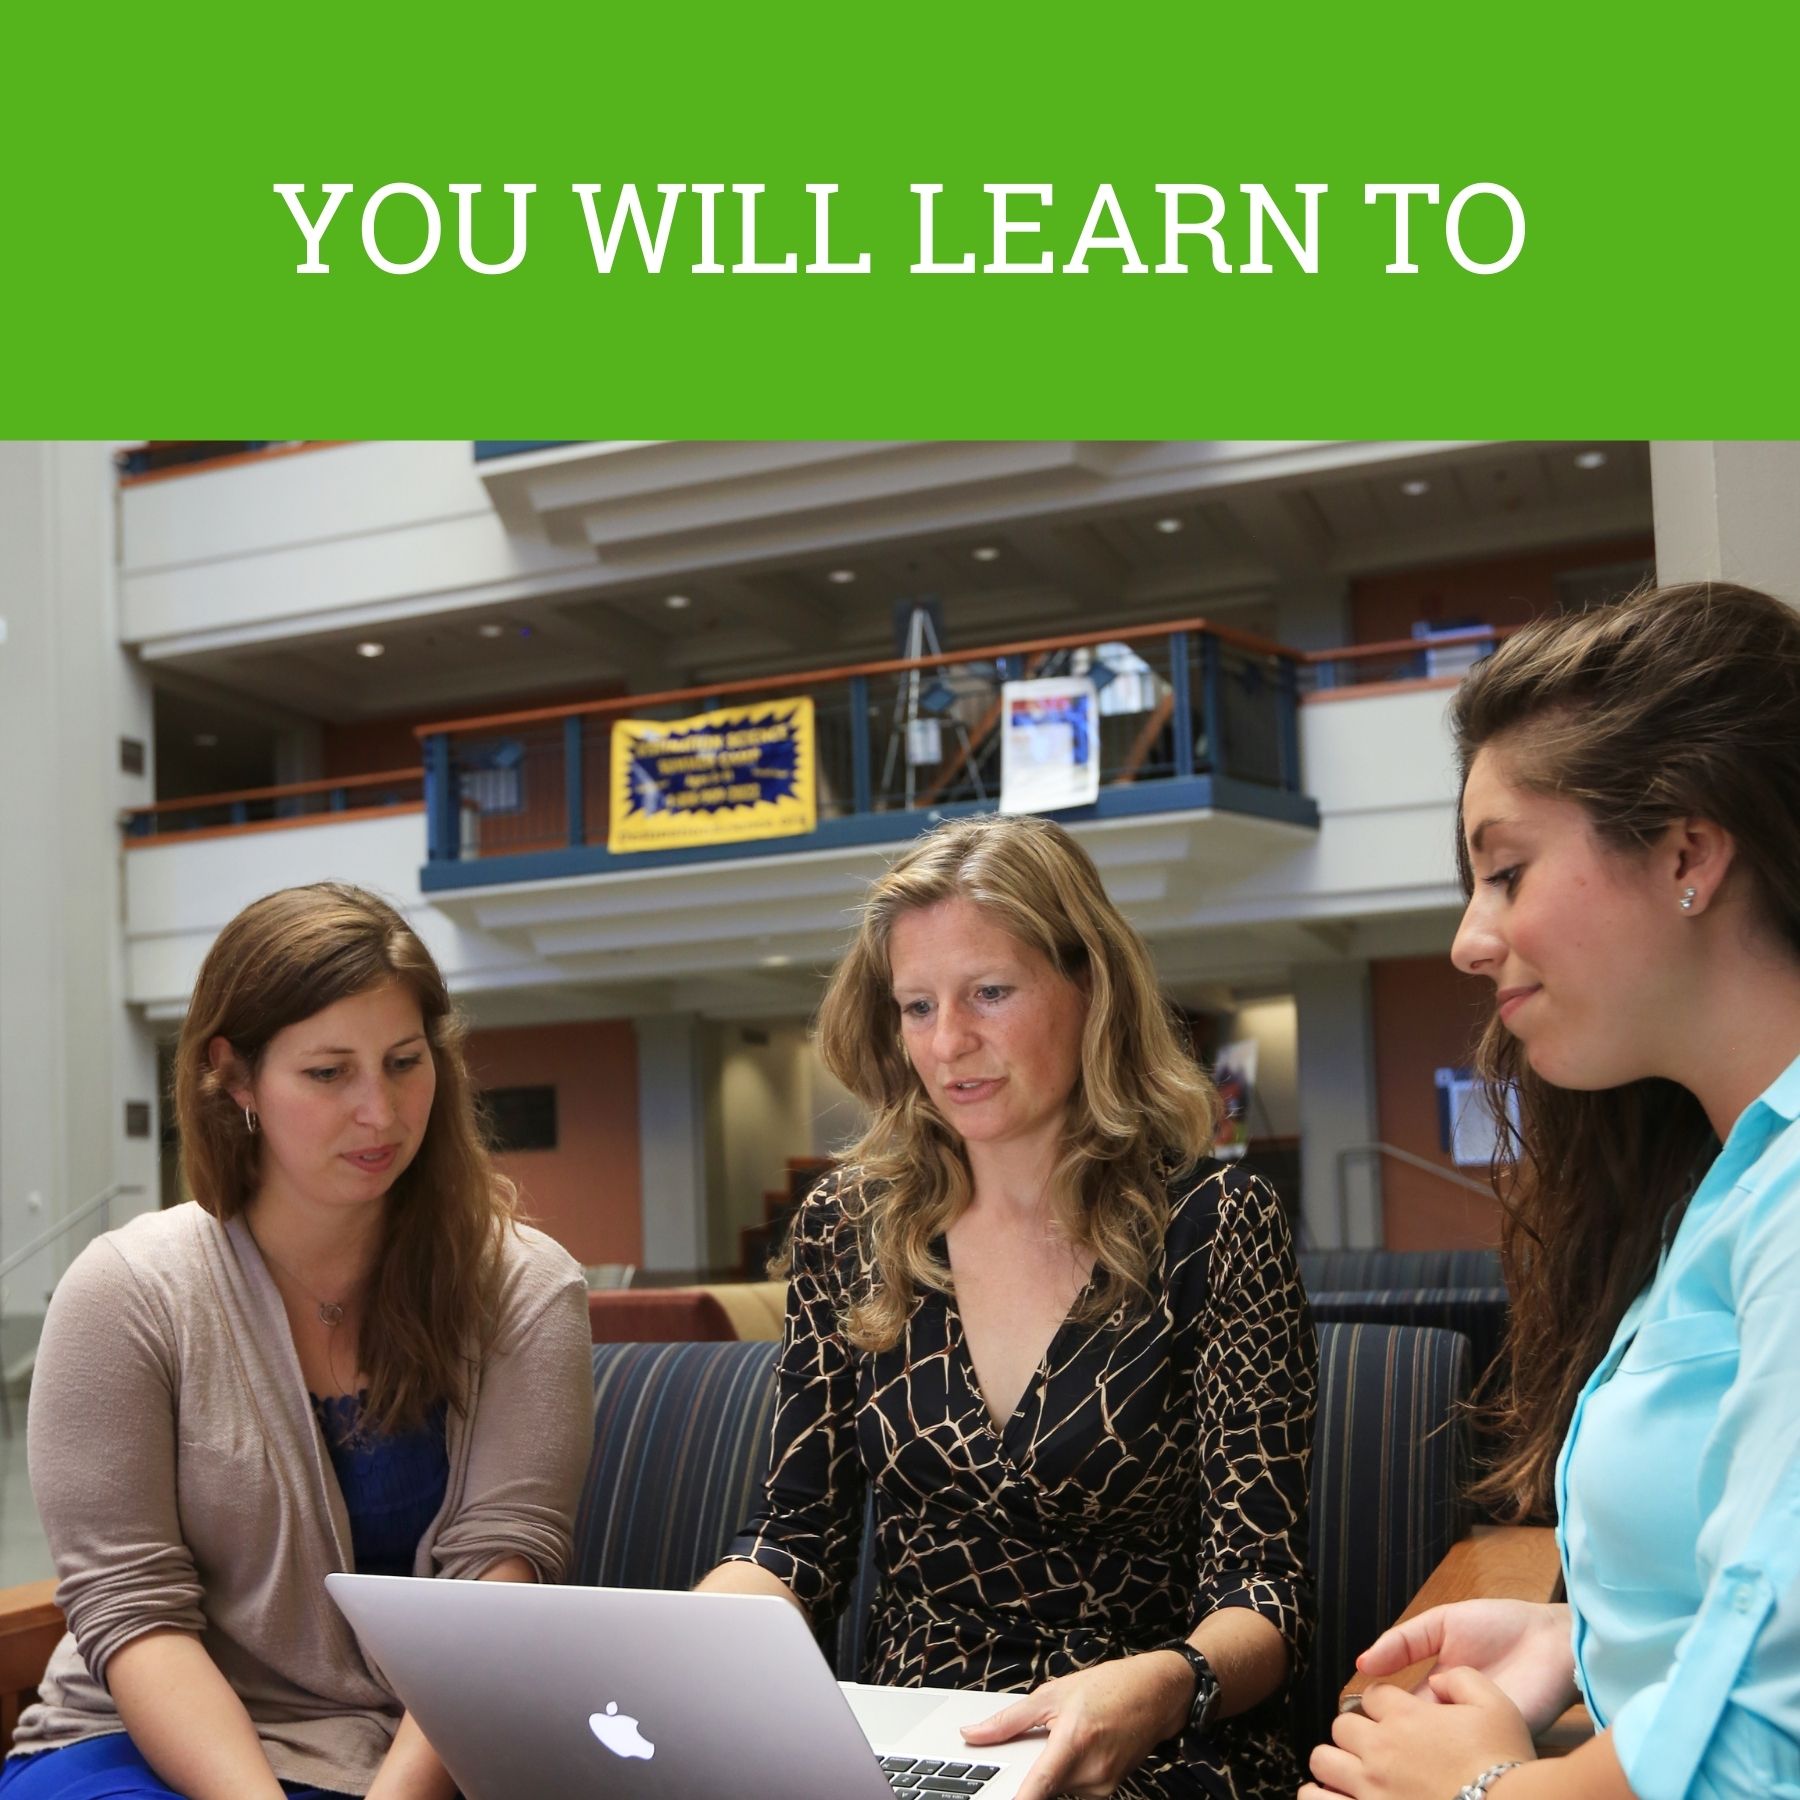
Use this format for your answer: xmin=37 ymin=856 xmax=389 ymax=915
xmin=1303 ymin=581 xmax=1800 ymax=1800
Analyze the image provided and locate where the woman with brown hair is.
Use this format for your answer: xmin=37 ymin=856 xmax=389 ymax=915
xmin=1304 ymin=582 xmax=1800 ymax=1800
xmin=699 ymin=812 xmax=1317 ymax=1800
xmin=4 ymin=884 xmax=593 ymax=1800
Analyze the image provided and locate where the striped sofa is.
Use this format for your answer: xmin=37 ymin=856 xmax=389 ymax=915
xmin=1300 ymin=1252 xmax=1508 ymax=1500
xmin=1298 ymin=1249 xmax=1502 ymax=1292
xmin=572 ymin=1320 xmax=1471 ymax=1754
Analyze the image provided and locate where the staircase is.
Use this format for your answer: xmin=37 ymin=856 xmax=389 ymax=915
xmin=739 ymin=1156 xmax=835 ymax=1278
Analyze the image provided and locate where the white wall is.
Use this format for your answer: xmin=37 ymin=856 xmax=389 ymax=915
xmin=1218 ymin=997 xmax=1300 ymax=1140
xmin=0 ymin=444 xmax=159 ymax=1345
xmin=121 ymin=810 xmax=556 ymax=1014
xmin=119 ymin=442 xmax=595 ymax=653
xmin=706 ymin=1020 xmax=869 ymax=1271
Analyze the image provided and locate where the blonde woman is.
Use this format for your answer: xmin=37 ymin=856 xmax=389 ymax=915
xmin=701 ymin=814 xmax=1317 ymax=1800
xmin=6 ymin=885 xmax=593 ymax=1800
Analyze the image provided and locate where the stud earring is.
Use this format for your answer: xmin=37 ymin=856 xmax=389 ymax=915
xmin=1680 ymin=888 xmax=1697 ymax=912
xmin=244 ymin=1106 xmax=260 ymax=1135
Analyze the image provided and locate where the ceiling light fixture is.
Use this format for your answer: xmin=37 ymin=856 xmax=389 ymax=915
xmin=477 ymin=622 xmax=505 ymax=638
xmin=1401 ymin=479 xmax=1431 ymax=497
xmin=761 ymin=953 xmax=792 ymax=968
xmin=971 ymin=545 xmax=1000 ymax=562
xmin=194 ymin=733 xmax=219 ymax=748
xmin=1154 ymin=517 xmax=1184 ymax=534
xmin=664 ymin=593 xmax=693 ymax=610
xmin=827 ymin=568 xmax=856 ymax=584
xmin=356 ymin=641 xmax=386 ymax=658
xmin=1574 ymin=450 xmax=1608 ymax=470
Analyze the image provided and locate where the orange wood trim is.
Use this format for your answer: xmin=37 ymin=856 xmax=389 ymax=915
xmin=115 ymin=442 xmax=349 ymax=488
xmin=413 ymin=618 xmax=1295 ymax=739
xmin=0 ymin=1577 xmax=63 ymax=1747
xmin=126 ymin=768 xmax=422 ymax=818
xmin=1301 ymin=675 xmax=1468 ymax=705
xmin=123 ymin=803 xmax=425 ymax=849
xmin=1299 ymin=624 xmax=1522 ymax=665
xmin=915 ymin=651 xmax=1051 ymax=805
xmin=1339 ymin=1526 xmax=1560 ymax=1704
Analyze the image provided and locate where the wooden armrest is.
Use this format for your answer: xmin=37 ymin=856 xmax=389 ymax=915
xmin=0 ymin=1578 xmax=64 ymax=1747
xmin=1338 ymin=1526 xmax=1594 ymax=1755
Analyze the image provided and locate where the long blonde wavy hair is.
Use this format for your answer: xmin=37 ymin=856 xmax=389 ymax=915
xmin=815 ymin=813 xmax=1220 ymax=1351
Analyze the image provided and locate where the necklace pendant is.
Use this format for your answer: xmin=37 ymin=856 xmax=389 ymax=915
xmin=318 ymin=1301 xmax=344 ymax=1327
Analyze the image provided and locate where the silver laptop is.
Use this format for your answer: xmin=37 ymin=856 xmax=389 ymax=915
xmin=327 ymin=1575 xmax=1041 ymax=1799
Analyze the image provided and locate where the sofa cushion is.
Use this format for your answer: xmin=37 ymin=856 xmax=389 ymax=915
xmin=573 ymin=1341 xmax=781 ymax=1591
xmin=1299 ymin=1249 xmax=1502 ymax=1293
xmin=1298 ymin=1321 xmax=1472 ymax=1749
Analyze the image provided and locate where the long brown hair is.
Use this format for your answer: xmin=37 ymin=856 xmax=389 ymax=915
xmin=1453 ymin=582 xmax=1800 ymax=1520
xmin=175 ymin=882 xmax=516 ymax=1435
xmin=814 ymin=813 xmax=1219 ymax=1351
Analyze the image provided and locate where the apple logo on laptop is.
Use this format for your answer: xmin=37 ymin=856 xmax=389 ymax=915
xmin=589 ymin=1701 xmax=655 ymax=1761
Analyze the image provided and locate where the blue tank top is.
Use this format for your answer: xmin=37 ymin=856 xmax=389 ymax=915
xmin=311 ymin=1391 xmax=450 ymax=1578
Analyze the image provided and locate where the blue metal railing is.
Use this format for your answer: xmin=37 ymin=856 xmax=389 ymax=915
xmin=413 ymin=618 xmax=1318 ymax=892
xmin=123 ymin=768 xmax=424 ymax=842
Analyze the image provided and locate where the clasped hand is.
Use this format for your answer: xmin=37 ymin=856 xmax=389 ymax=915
xmin=960 ymin=1651 xmax=1191 ymax=1800
xmin=1300 ymin=1599 xmax=1574 ymax=1800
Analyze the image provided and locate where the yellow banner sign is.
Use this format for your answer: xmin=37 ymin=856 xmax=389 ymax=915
xmin=608 ymin=699 xmax=817 ymax=854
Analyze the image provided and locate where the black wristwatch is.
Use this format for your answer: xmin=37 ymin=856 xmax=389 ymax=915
xmin=1156 ymin=1639 xmax=1223 ymax=1739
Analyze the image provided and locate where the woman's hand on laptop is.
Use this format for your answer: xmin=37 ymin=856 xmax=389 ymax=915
xmin=959 ymin=1652 xmax=1193 ymax=1799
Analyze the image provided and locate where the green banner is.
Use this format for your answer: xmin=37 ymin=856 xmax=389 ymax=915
xmin=4 ymin=5 xmax=1795 ymax=436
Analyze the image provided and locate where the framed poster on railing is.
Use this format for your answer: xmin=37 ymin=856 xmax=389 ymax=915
xmin=609 ymin=699 xmax=817 ymax=853
xmin=998 ymin=678 xmax=1100 ymax=815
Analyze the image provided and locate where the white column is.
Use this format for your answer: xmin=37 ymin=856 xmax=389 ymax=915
xmin=1293 ymin=961 xmax=1383 ymax=1249
xmin=0 ymin=443 xmax=158 ymax=1370
xmin=634 ymin=1013 xmax=710 ymax=1276
xmin=1651 ymin=441 xmax=1800 ymax=602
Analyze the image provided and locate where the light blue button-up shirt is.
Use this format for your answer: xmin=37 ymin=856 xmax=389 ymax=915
xmin=1556 ymin=1051 xmax=1800 ymax=1800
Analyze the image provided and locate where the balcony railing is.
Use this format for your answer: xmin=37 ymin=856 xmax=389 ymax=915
xmin=113 ymin=442 xmax=344 ymax=485
xmin=122 ymin=768 xmax=424 ymax=844
xmin=1302 ymin=625 xmax=1517 ymax=695
xmin=116 ymin=617 xmax=1516 ymax=880
xmin=412 ymin=617 xmax=1317 ymax=890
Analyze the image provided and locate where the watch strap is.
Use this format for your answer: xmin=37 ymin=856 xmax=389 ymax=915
xmin=1154 ymin=1639 xmax=1221 ymax=1738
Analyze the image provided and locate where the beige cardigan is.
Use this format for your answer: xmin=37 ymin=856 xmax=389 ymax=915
xmin=13 ymin=1202 xmax=594 ymax=1795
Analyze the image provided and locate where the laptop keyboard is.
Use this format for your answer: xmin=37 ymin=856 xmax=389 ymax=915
xmin=879 ymin=1755 xmax=1004 ymax=1794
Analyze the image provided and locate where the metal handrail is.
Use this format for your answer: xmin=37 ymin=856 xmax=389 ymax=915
xmin=1334 ymin=1142 xmax=1493 ymax=1249
xmin=0 ymin=1183 xmax=147 ymax=1284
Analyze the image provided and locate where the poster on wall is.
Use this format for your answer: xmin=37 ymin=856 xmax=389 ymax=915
xmin=1212 ymin=1039 xmax=1259 ymax=1160
xmin=609 ymin=699 xmax=817 ymax=853
xmin=998 ymin=678 xmax=1100 ymax=815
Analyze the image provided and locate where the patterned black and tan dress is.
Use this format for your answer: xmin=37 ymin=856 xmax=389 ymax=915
xmin=724 ymin=1161 xmax=1317 ymax=1800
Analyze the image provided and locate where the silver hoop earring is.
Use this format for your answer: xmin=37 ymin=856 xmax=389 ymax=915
xmin=243 ymin=1106 xmax=260 ymax=1135
xmin=1680 ymin=888 xmax=1697 ymax=912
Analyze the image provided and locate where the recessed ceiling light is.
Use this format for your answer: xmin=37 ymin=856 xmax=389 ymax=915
xmin=827 ymin=568 xmax=856 ymax=585
xmin=971 ymin=545 xmax=1000 ymax=562
xmin=356 ymin=641 xmax=385 ymax=658
xmin=477 ymin=622 xmax=506 ymax=638
xmin=1154 ymin=517 xmax=1184 ymax=534
xmin=761 ymin=953 xmax=792 ymax=968
xmin=194 ymin=732 xmax=218 ymax=748
xmin=664 ymin=593 xmax=693 ymax=610
xmin=1574 ymin=450 xmax=1608 ymax=471
xmin=1401 ymin=479 xmax=1431 ymax=497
